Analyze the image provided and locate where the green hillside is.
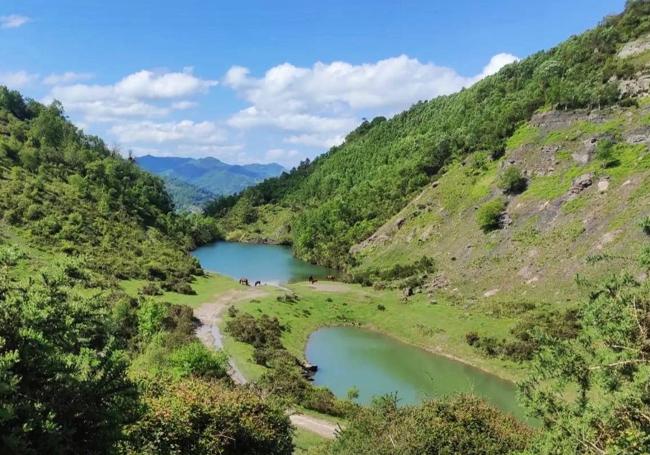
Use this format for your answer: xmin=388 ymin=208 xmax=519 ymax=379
xmin=0 ymin=89 xmax=295 ymax=453
xmin=136 ymin=155 xmax=285 ymax=211
xmin=215 ymin=1 xmax=650 ymax=271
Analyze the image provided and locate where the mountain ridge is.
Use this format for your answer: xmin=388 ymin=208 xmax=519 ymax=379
xmin=136 ymin=154 xmax=285 ymax=210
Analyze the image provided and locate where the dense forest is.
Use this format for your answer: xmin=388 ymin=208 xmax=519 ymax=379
xmin=213 ymin=0 xmax=650 ymax=268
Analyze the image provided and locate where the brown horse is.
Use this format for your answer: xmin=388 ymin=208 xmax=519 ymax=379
xmin=308 ymin=275 xmax=317 ymax=284
xmin=239 ymin=277 xmax=249 ymax=286
xmin=326 ymin=275 xmax=335 ymax=280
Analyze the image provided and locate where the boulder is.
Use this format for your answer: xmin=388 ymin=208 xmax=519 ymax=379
xmin=571 ymin=173 xmax=593 ymax=194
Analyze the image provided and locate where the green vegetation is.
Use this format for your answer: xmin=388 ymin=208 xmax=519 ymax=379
xmin=136 ymin=155 xmax=285 ymax=212
xmin=316 ymin=395 xmax=532 ymax=455
xmin=222 ymin=282 xmax=522 ymax=382
xmin=520 ymin=274 xmax=650 ymax=453
xmin=497 ymin=166 xmax=527 ymax=194
xmin=0 ymin=87 xmax=221 ymax=290
xmin=124 ymin=378 xmax=293 ymax=455
xmin=476 ymin=198 xmax=507 ymax=233
xmin=215 ymin=2 xmax=650 ymax=268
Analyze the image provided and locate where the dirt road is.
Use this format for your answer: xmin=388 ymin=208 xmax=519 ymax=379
xmin=194 ymin=286 xmax=339 ymax=439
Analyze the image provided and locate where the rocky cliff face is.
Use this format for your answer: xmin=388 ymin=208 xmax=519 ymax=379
xmin=351 ymin=100 xmax=650 ymax=305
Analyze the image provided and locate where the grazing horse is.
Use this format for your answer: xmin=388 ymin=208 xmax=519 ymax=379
xmin=254 ymin=280 xmax=261 ymax=287
xmin=308 ymin=275 xmax=317 ymax=284
xmin=239 ymin=277 xmax=249 ymax=286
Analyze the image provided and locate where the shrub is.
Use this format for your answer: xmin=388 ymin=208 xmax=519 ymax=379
xmin=139 ymin=282 xmax=163 ymax=296
xmin=476 ymin=198 xmax=507 ymax=233
xmin=465 ymin=331 xmax=480 ymax=346
xmin=377 ymin=304 xmax=386 ymax=311
xmin=168 ymin=341 xmax=229 ymax=379
xmin=639 ymin=216 xmax=650 ymax=235
xmin=225 ymin=313 xmax=283 ymax=349
xmin=595 ymin=138 xmax=619 ymax=168
xmin=137 ymin=299 xmax=170 ymax=341
xmin=123 ymin=379 xmax=293 ymax=455
xmin=497 ymin=166 xmax=527 ymax=194
xmin=327 ymin=394 xmax=532 ymax=454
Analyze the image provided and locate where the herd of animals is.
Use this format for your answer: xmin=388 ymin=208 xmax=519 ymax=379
xmin=238 ymin=275 xmax=336 ymax=286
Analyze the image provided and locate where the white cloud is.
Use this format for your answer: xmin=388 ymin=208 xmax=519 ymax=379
xmin=223 ymin=53 xmax=518 ymax=149
xmin=1 ymin=15 xmax=30 ymax=29
xmin=45 ymin=69 xmax=216 ymax=122
xmin=110 ymin=120 xmax=226 ymax=144
xmin=228 ymin=106 xmax=356 ymax=133
xmin=284 ymin=133 xmax=344 ymax=149
xmin=171 ymin=100 xmax=197 ymax=110
xmin=474 ymin=53 xmax=519 ymax=81
xmin=42 ymin=72 xmax=93 ymax=85
xmin=0 ymin=70 xmax=38 ymax=88
xmin=115 ymin=70 xmax=217 ymax=99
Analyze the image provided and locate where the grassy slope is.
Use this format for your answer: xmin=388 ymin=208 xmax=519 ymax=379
xmin=220 ymin=281 xmax=524 ymax=382
xmin=352 ymin=99 xmax=650 ymax=305
xmin=121 ymin=273 xmax=239 ymax=307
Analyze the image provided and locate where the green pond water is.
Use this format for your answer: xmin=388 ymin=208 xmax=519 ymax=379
xmin=192 ymin=242 xmax=527 ymax=421
xmin=306 ymin=326 xmax=529 ymax=421
xmin=192 ymin=241 xmax=335 ymax=284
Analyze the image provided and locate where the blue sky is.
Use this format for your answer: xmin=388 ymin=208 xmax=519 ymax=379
xmin=0 ymin=0 xmax=626 ymax=167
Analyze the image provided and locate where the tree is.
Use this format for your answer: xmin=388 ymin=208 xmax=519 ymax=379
xmin=520 ymin=274 xmax=650 ymax=454
xmin=0 ymin=263 xmax=138 ymax=454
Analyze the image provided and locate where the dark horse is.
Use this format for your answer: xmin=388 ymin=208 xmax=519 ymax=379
xmin=254 ymin=280 xmax=261 ymax=286
xmin=308 ymin=275 xmax=317 ymax=284
xmin=239 ymin=277 xmax=249 ymax=286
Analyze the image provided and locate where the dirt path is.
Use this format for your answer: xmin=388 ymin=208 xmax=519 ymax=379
xmin=194 ymin=286 xmax=339 ymax=439
xmin=194 ymin=287 xmax=268 ymax=384
xmin=289 ymin=414 xmax=339 ymax=439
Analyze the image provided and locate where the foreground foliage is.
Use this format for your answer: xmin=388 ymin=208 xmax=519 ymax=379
xmin=521 ymin=274 xmax=650 ymax=453
xmin=0 ymin=262 xmax=138 ymax=454
xmin=316 ymin=395 xmax=531 ymax=455
xmin=123 ymin=378 xmax=293 ymax=455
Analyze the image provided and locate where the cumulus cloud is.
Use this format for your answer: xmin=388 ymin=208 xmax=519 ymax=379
xmin=1 ymin=15 xmax=30 ymax=29
xmin=45 ymin=69 xmax=216 ymax=122
xmin=42 ymin=72 xmax=93 ymax=85
xmin=110 ymin=120 xmax=226 ymax=144
xmin=474 ymin=53 xmax=519 ymax=81
xmin=223 ymin=53 xmax=518 ymax=149
xmin=284 ymin=133 xmax=345 ymax=149
xmin=0 ymin=70 xmax=38 ymax=88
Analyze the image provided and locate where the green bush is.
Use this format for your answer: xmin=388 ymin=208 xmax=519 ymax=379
xmin=476 ymin=198 xmax=507 ymax=233
xmin=595 ymin=138 xmax=619 ymax=168
xmin=639 ymin=216 xmax=650 ymax=235
xmin=325 ymin=394 xmax=532 ymax=454
xmin=123 ymin=378 xmax=293 ymax=455
xmin=497 ymin=166 xmax=527 ymax=194
xmin=168 ymin=341 xmax=229 ymax=380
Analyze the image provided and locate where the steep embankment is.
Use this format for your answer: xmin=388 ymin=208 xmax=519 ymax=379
xmin=352 ymin=101 xmax=650 ymax=304
xmin=216 ymin=2 xmax=650 ymax=273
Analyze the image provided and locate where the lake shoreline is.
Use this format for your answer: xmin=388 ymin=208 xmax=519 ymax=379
xmin=302 ymin=321 xmax=520 ymax=385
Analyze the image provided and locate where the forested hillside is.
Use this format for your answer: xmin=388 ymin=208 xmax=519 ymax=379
xmin=215 ymin=1 xmax=650 ymax=269
xmin=136 ymin=155 xmax=285 ymax=211
xmin=0 ymin=90 xmax=225 ymax=289
xmin=0 ymin=89 xmax=295 ymax=453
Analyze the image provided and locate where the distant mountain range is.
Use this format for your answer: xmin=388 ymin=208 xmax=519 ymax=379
xmin=136 ymin=155 xmax=285 ymax=211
